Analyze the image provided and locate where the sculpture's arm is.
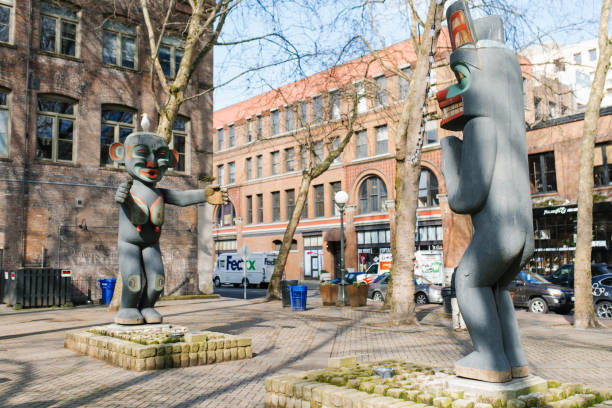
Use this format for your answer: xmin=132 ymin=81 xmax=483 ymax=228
xmin=161 ymin=188 xmax=206 ymax=207
xmin=441 ymin=116 xmax=497 ymax=214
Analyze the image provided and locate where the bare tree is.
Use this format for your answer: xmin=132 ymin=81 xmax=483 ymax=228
xmin=573 ymin=0 xmax=612 ymax=329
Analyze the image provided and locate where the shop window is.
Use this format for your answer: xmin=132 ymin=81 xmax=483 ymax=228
xmin=159 ymin=35 xmax=183 ymax=78
xmin=0 ymin=0 xmax=13 ymax=44
xmin=228 ymin=161 xmax=235 ymax=184
xmin=256 ymin=194 xmax=263 ymax=223
xmin=171 ymin=116 xmax=189 ymax=173
xmin=418 ymin=169 xmax=439 ymax=207
xmin=355 ymin=129 xmax=368 ymax=159
xmin=246 ymin=157 xmax=252 ymax=180
xmin=399 ymin=66 xmax=411 ymax=100
xmin=529 ymin=152 xmax=557 ymax=193
xmin=359 ymin=176 xmax=388 ymax=214
xmin=357 ymin=229 xmax=391 ymax=273
xmin=286 ymin=189 xmax=295 ymax=220
xmin=417 ymin=224 xmax=443 ymax=247
xmin=40 ymin=2 xmax=78 ymax=57
xmin=270 ymin=110 xmax=279 ymax=135
xmin=284 ymin=147 xmax=294 ymax=172
xmin=594 ymin=143 xmax=612 ymax=186
xmin=314 ymin=184 xmax=324 ymax=217
xmin=303 ymin=235 xmax=322 ymax=248
xmin=0 ymin=89 xmax=8 ymax=156
xmin=215 ymin=239 xmax=237 ymax=252
xmin=374 ymin=75 xmax=386 ymax=106
xmin=284 ymin=107 xmax=294 ymax=132
xmin=228 ymin=124 xmax=235 ymax=147
xmin=375 ymin=125 xmax=388 ymax=155
xmin=100 ymin=106 xmax=135 ymax=166
xmin=217 ymin=164 xmax=224 ymax=185
xmin=215 ymin=201 xmax=235 ymax=227
xmin=103 ymin=20 xmax=136 ymax=69
xmin=36 ymin=96 xmax=76 ymax=163
xmin=329 ymin=91 xmax=340 ymax=120
xmin=246 ymin=195 xmax=253 ymax=224
xmin=330 ymin=181 xmax=341 ymax=216
xmin=271 ymin=150 xmax=280 ymax=175
xmin=271 ymin=191 xmax=280 ymax=221
xmin=216 ymin=127 xmax=223 ymax=151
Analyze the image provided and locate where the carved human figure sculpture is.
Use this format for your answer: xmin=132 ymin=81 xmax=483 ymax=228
xmin=436 ymin=1 xmax=534 ymax=382
xmin=109 ymin=131 xmax=226 ymax=325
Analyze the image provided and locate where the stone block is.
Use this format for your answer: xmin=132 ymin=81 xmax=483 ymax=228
xmin=360 ymin=382 xmax=377 ymax=393
xmin=189 ymin=353 xmax=198 ymax=366
xmin=237 ymin=338 xmax=252 ymax=347
xmin=452 ymin=400 xmax=474 ymax=408
xmin=135 ymin=346 xmax=156 ymax=359
xmin=278 ymin=394 xmax=286 ymax=407
xmin=403 ymin=391 xmax=420 ymax=401
xmin=231 ymin=347 xmax=238 ymax=360
xmin=301 ymin=400 xmax=311 ymax=408
xmin=184 ymin=331 xmax=208 ymax=343
xmin=245 ymin=346 xmax=253 ymax=359
xmin=180 ymin=354 xmax=189 ymax=368
xmin=302 ymin=383 xmax=321 ymax=400
xmin=145 ymin=357 xmax=156 ymax=370
xmin=190 ymin=343 xmax=200 ymax=353
xmin=207 ymin=350 xmax=216 ymax=364
xmin=134 ymin=358 xmax=146 ymax=371
xmin=238 ymin=347 xmax=246 ymax=359
xmin=198 ymin=351 xmax=207 ymax=365
xmin=295 ymin=381 xmax=319 ymax=399
xmin=164 ymin=355 xmax=174 ymax=368
xmin=181 ymin=343 xmax=190 ymax=354
xmin=363 ymin=396 xmax=399 ymax=407
xmin=507 ymin=400 xmax=526 ymax=408
xmin=474 ymin=404 xmax=493 ymax=408
xmin=312 ymin=385 xmax=336 ymax=404
xmin=172 ymin=354 xmax=182 ymax=367
xmin=328 ymin=356 xmax=358 ymax=369
xmin=215 ymin=349 xmax=224 ymax=362
xmin=173 ymin=344 xmax=182 ymax=354
xmin=224 ymin=349 xmax=231 ymax=361
xmin=208 ymin=341 xmax=217 ymax=351
xmin=434 ymin=397 xmax=453 ymax=408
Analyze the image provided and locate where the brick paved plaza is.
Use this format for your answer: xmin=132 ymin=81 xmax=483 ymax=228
xmin=0 ymin=295 xmax=610 ymax=407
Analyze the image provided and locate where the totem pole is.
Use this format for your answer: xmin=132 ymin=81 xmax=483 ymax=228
xmin=437 ymin=1 xmax=534 ymax=382
xmin=109 ymin=130 xmax=226 ymax=325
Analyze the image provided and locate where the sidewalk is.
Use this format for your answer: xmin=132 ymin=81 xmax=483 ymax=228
xmin=0 ymin=295 xmax=610 ymax=407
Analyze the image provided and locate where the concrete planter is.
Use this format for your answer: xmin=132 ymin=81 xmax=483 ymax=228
xmin=346 ymin=284 xmax=368 ymax=307
xmin=319 ymin=284 xmax=339 ymax=306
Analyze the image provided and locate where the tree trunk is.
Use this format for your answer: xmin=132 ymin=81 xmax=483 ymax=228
xmin=107 ymin=273 xmax=122 ymax=312
xmin=574 ymin=0 xmax=611 ymax=329
xmin=266 ymin=173 xmax=312 ymax=300
xmin=388 ymin=0 xmax=445 ymax=325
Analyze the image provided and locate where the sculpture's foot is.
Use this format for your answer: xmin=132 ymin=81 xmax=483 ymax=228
xmin=141 ymin=307 xmax=163 ymax=324
xmin=455 ymin=351 xmax=512 ymax=383
xmin=511 ymin=365 xmax=529 ymax=378
xmin=115 ymin=308 xmax=144 ymax=325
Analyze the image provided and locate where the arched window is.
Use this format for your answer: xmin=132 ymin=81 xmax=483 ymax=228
xmin=359 ymin=176 xmax=388 ymax=214
xmin=216 ymin=201 xmax=235 ymax=227
xmin=418 ymin=169 xmax=439 ymax=207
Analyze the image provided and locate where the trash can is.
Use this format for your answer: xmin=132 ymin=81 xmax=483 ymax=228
xmin=281 ymin=279 xmax=298 ymax=307
xmin=290 ymin=285 xmax=307 ymax=311
xmin=98 ymin=278 xmax=117 ymax=305
xmin=442 ymin=287 xmax=453 ymax=315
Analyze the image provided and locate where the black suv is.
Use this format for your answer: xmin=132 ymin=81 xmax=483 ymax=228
xmin=508 ymin=271 xmax=574 ymax=314
xmin=548 ymin=263 xmax=612 ymax=287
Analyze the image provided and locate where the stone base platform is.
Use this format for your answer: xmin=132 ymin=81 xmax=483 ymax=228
xmin=264 ymin=360 xmax=612 ymax=408
xmin=64 ymin=324 xmax=252 ymax=371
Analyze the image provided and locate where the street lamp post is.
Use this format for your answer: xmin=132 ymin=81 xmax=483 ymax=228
xmin=335 ymin=190 xmax=349 ymax=306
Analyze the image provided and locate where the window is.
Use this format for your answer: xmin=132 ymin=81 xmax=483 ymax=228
xmin=217 ymin=164 xmax=225 ymax=185
xmin=302 ymin=191 xmax=309 ymax=219
xmin=312 ymin=95 xmax=322 ymax=123
xmin=256 ymin=154 xmax=263 ymax=178
xmin=228 ymin=162 xmax=235 ymax=184
xmin=574 ymin=52 xmax=582 ymax=65
xmin=36 ymin=96 xmax=76 ymax=162
xmin=274 ymin=239 xmax=297 ymax=251
xmin=553 ymin=58 xmax=565 ymax=72
xmin=314 ymin=141 xmax=324 ymax=164
xmin=356 ymin=129 xmax=368 ymax=159
xmin=215 ymin=239 xmax=237 ymax=252
xmin=217 ymin=127 xmax=224 ymax=150
xmin=256 ymin=115 xmax=262 ymax=139
xmin=270 ymin=110 xmax=279 ymax=135
xmin=374 ymin=75 xmax=386 ymax=106
xmin=356 ymin=81 xmax=367 ymax=113
xmin=0 ymin=90 xmax=8 ymax=156
xmin=286 ymin=189 xmax=295 ymax=220
xmin=284 ymin=107 xmax=294 ymax=132
xmin=103 ymin=20 xmax=136 ymax=69
xmin=299 ymin=102 xmax=307 ymax=126
xmin=303 ymin=235 xmax=322 ymax=248
xmin=246 ymin=195 xmax=253 ymax=224
xmin=246 ymin=118 xmax=252 ymax=143
xmin=548 ymin=102 xmax=556 ymax=118
xmin=0 ymin=0 xmax=13 ymax=43
xmin=425 ymin=120 xmax=438 ymax=144
xmin=159 ymin=35 xmax=184 ymax=78
xmin=40 ymin=2 xmax=78 ymax=57
xmin=330 ymin=181 xmax=341 ymax=216
xmin=330 ymin=91 xmax=340 ymax=120
xmin=399 ymin=66 xmax=411 ymax=100
xmin=246 ymin=157 xmax=252 ymax=180
xmin=417 ymin=224 xmax=443 ymax=244
xmin=284 ymin=147 xmax=294 ymax=172
xmin=594 ymin=143 xmax=612 ymax=187
xmin=171 ymin=117 xmax=189 ymax=172
xmin=359 ymin=176 xmax=387 ymax=214
xmin=216 ymin=201 xmax=235 ymax=226
xmin=271 ymin=151 xmax=280 ymax=175
xmin=375 ymin=125 xmax=388 ymax=155
xmin=256 ymin=193 xmax=263 ymax=223
xmin=271 ymin=191 xmax=280 ymax=221
xmin=228 ymin=124 xmax=235 ymax=147
xmin=314 ymin=184 xmax=324 ymax=217
xmin=100 ymin=107 xmax=135 ymax=166
xmin=529 ymin=152 xmax=557 ymax=193
xmin=330 ymin=137 xmax=341 ymax=164
xmin=589 ymin=48 xmax=597 ymax=61
xmin=418 ymin=169 xmax=439 ymax=207
xmin=300 ymin=147 xmax=307 ymax=169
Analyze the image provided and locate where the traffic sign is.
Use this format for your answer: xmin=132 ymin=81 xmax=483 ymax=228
xmin=238 ymin=245 xmax=252 ymax=260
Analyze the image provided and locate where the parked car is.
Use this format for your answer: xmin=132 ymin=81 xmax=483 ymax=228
xmin=548 ymin=263 xmax=612 ymax=288
xmin=508 ymin=271 xmax=574 ymax=314
xmin=592 ymin=273 xmax=612 ymax=319
xmin=368 ymin=273 xmax=443 ymax=304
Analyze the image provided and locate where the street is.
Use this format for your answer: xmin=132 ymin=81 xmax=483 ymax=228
xmin=214 ymin=285 xmax=268 ymax=300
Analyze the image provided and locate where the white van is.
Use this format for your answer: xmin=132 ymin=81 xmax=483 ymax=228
xmin=213 ymin=252 xmax=278 ymax=288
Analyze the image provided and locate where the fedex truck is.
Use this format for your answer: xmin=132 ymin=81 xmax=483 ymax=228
xmin=213 ymin=252 xmax=278 ymax=288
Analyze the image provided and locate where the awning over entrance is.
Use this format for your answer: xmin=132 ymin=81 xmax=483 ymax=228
xmin=324 ymin=228 xmax=346 ymax=242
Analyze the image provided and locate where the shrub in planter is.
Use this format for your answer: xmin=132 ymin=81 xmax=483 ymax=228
xmin=319 ymin=282 xmax=339 ymax=306
xmin=346 ymin=282 xmax=368 ymax=307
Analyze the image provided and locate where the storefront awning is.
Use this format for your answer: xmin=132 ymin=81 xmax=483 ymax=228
xmin=324 ymin=228 xmax=346 ymax=242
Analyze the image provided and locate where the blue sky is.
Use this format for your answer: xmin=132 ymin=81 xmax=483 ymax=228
xmin=213 ymin=0 xmax=604 ymax=111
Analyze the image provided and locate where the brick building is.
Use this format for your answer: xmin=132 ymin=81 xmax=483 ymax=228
xmin=213 ymin=34 xmax=612 ymax=281
xmin=0 ymin=0 xmax=213 ymax=300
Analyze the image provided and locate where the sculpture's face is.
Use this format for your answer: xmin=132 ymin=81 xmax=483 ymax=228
xmin=109 ymin=133 xmax=178 ymax=184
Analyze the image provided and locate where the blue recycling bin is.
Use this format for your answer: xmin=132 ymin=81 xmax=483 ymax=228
xmin=98 ymin=278 xmax=117 ymax=305
xmin=289 ymin=285 xmax=307 ymax=311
